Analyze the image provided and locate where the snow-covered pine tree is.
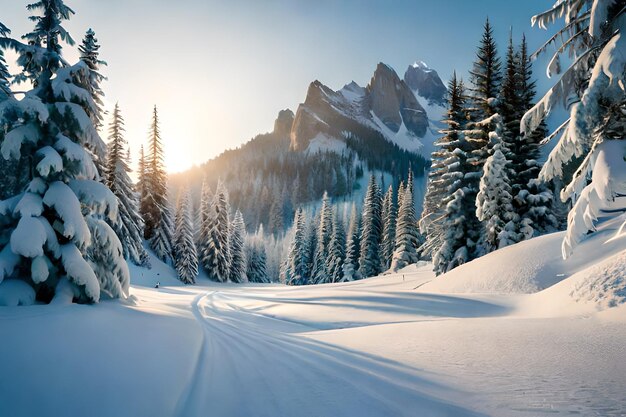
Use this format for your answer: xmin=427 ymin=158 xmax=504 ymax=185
xmin=342 ymin=202 xmax=361 ymax=281
xmin=229 ymin=209 xmax=247 ymax=283
xmin=358 ymin=174 xmax=383 ymax=278
xmin=202 ymin=180 xmax=231 ymax=282
xmin=246 ymin=224 xmax=269 ymax=283
xmin=465 ymin=19 xmax=502 ymax=214
xmin=432 ymin=75 xmax=481 ymax=275
xmin=476 ymin=137 xmax=517 ymax=253
xmin=173 ymin=187 xmax=198 ymax=284
xmin=457 ymin=18 xmax=504 ymax=260
xmin=0 ymin=0 xmax=129 ymax=303
xmin=142 ymin=106 xmax=173 ymax=263
xmin=522 ymin=1 xmax=626 ymax=258
xmin=513 ymin=36 xmax=557 ymax=239
xmin=197 ymin=179 xmax=212 ymax=258
xmin=381 ymin=184 xmax=397 ymax=270
xmin=78 ymin=28 xmax=105 ymax=131
xmin=286 ymin=208 xmax=308 ymax=285
xmin=304 ymin=211 xmax=318 ymax=284
xmin=312 ymin=191 xmax=332 ymax=283
xmin=391 ymin=182 xmax=420 ymax=271
xmin=104 ymin=103 xmax=149 ymax=266
xmin=0 ymin=21 xmax=22 ymax=200
xmin=0 ymin=22 xmax=11 ymax=101
xmin=326 ymin=208 xmax=346 ymax=283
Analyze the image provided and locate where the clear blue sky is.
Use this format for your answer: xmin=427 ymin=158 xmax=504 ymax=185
xmin=2 ymin=0 xmax=554 ymax=172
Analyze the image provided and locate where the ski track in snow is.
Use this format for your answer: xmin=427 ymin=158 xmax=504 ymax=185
xmin=175 ymin=289 xmax=484 ymax=417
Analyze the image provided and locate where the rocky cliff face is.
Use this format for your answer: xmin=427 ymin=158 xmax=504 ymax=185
xmin=367 ymin=63 xmax=428 ymax=136
xmin=273 ymin=109 xmax=295 ymax=137
xmin=404 ymin=61 xmax=447 ymax=106
xmin=290 ymin=62 xmax=432 ymax=155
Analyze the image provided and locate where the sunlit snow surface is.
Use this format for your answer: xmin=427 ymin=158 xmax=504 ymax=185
xmin=1 ymin=227 xmax=626 ymax=417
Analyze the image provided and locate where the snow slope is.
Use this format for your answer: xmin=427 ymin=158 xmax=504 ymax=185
xmin=421 ymin=215 xmax=626 ymax=295
xmin=1 ymin=232 xmax=626 ymax=417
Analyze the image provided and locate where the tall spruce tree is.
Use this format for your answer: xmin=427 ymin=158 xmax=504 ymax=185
xmin=104 ymin=103 xmax=148 ymax=266
xmin=312 ymin=191 xmax=332 ymax=283
xmin=0 ymin=0 xmax=129 ymax=302
xmin=0 ymin=22 xmax=11 ymax=101
xmin=326 ymin=209 xmax=346 ymax=283
xmin=476 ymin=137 xmax=517 ymax=253
xmin=197 ymin=179 xmax=212 ymax=259
xmin=514 ymin=36 xmax=557 ymax=238
xmin=286 ymin=208 xmax=308 ymax=285
xmin=78 ymin=28 xmax=105 ymax=131
xmin=358 ymin=175 xmax=383 ymax=278
xmin=381 ymin=184 xmax=397 ymax=270
xmin=465 ymin=18 xmax=502 ymax=213
xmin=202 ymin=180 xmax=231 ymax=282
xmin=142 ymin=106 xmax=173 ymax=263
xmin=173 ymin=187 xmax=198 ymax=284
xmin=342 ymin=203 xmax=361 ymax=281
xmin=229 ymin=209 xmax=247 ymax=283
xmin=304 ymin=212 xmax=318 ymax=284
xmin=0 ymin=22 xmax=22 ymax=200
xmin=432 ymin=76 xmax=480 ymax=275
xmin=391 ymin=184 xmax=420 ymax=271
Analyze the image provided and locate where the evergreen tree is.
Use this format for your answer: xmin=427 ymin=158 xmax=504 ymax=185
xmin=229 ymin=210 xmax=247 ymax=283
xmin=523 ymin=1 xmax=625 ymax=257
xmin=0 ymin=0 xmax=129 ymax=302
xmin=197 ymin=179 xmax=212 ymax=258
xmin=381 ymin=184 xmax=397 ymax=270
xmin=358 ymin=175 xmax=383 ymax=278
xmin=173 ymin=187 xmax=198 ymax=284
xmin=141 ymin=106 xmax=173 ymax=263
xmin=246 ymin=225 xmax=269 ymax=283
xmin=476 ymin=139 xmax=517 ymax=253
xmin=0 ymin=22 xmax=22 ymax=200
xmin=104 ymin=103 xmax=148 ymax=266
xmin=0 ymin=22 xmax=12 ymax=100
xmin=465 ymin=18 xmax=502 ymax=218
xmin=202 ymin=180 xmax=231 ymax=282
xmin=342 ymin=203 xmax=361 ymax=281
xmin=514 ymin=36 xmax=557 ymax=238
xmin=304 ymin=212 xmax=318 ymax=283
xmin=326 ymin=209 xmax=346 ymax=283
xmin=78 ymin=28 xmax=106 ymax=131
xmin=286 ymin=208 xmax=308 ymax=285
xmin=312 ymin=191 xmax=332 ymax=283
xmin=391 ymin=184 xmax=420 ymax=271
xmin=432 ymin=76 xmax=480 ymax=275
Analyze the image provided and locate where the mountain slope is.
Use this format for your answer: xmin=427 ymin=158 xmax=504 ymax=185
xmin=171 ymin=60 xmax=443 ymax=232
xmin=290 ymin=62 xmax=435 ymax=156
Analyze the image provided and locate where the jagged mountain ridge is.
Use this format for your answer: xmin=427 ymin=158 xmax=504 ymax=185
xmin=289 ymin=62 xmax=445 ymax=156
xmin=170 ymin=60 xmax=446 ymax=232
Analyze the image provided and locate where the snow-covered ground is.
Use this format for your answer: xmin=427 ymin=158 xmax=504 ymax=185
xmin=1 ymin=226 xmax=626 ymax=417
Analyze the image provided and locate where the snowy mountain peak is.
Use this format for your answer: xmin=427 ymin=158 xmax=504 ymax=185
xmin=367 ymin=62 xmax=428 ymax=136
xmin=411 ymin=60 xmax=430 ymax=70
xmin=289 ymin=62 xmax=431 ymax=155
xmin=404 ymin=61 xmax=447 ymax=106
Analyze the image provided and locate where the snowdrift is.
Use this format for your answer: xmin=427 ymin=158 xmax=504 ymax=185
xmin=420 ymin=217 xmax=626 ymax=296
